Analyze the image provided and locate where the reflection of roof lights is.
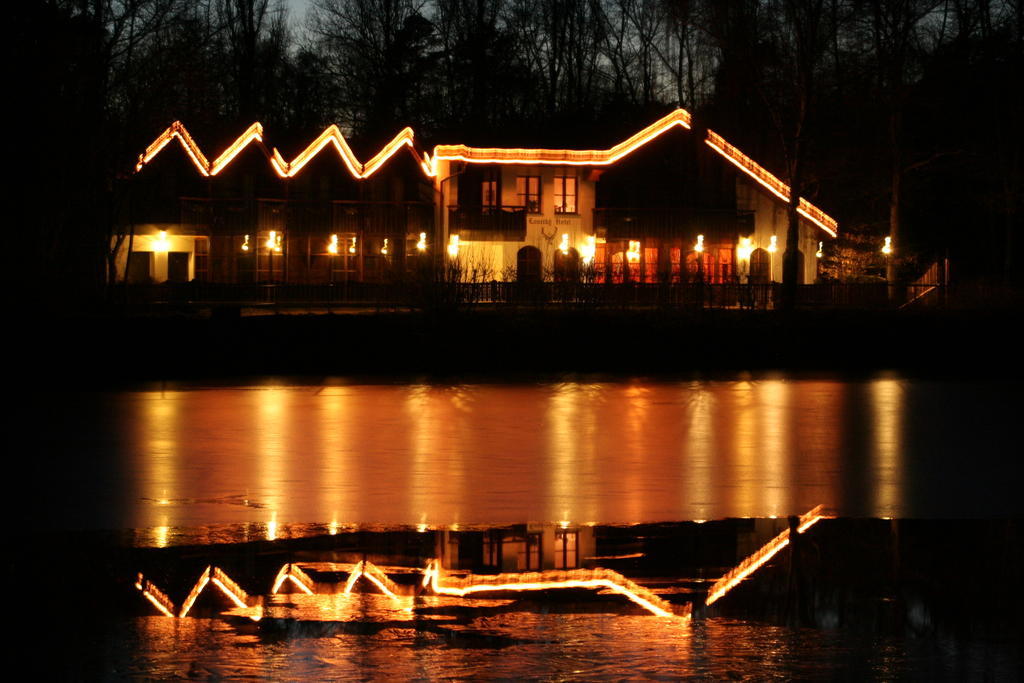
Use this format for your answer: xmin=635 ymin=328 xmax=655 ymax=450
xmin=134 ymin=573 xmax=176 ymax=618
xmin=704 ymin=504 xmax=828 ymax=606
xmin=178 ymin=566 xmax=250 ymax=617
xmin=271 ymin=563 xmax=314 ymax=595
xmin=422 ymin=560 xmax=687 ymax=621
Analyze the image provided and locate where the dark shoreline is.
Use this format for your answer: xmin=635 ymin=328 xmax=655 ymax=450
xmin=21 ymin=307 xmax=1024 ymax=385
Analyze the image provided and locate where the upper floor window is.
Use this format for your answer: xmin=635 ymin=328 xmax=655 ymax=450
xmin=554 ymin=175 xmax=577 ymax=213
xmin=517 ymin=176 xmax=541 ymax=213
xmin=481 ymin=168 xmax=500 ymax=208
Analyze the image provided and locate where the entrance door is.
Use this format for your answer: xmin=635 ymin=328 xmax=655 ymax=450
xmin=517 ymin=246 xmax=542 ymax=282
xmin=127 ymin=252 xmax=152 ymax=284
xmin=167 ymin=252 xmax=190 ymax=282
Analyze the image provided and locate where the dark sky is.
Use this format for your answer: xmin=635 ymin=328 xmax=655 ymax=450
xmin=286 ymin=0 xmax=312 ymax=28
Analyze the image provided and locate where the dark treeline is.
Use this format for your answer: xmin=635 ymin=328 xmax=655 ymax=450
xmin=10 ymin=0 xmax=1023 ymax=307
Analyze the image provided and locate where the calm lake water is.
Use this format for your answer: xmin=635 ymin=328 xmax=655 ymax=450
xmin=25 ymin=376 xmax=1022 ymax=541
xmin=21 ymin=376 xmax=1022 ymax=679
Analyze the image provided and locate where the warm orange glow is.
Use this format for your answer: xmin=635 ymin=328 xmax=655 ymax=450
xmin=360 ymin=561 xmax=404 ymax=601
xmin=177 ymin=566 xmax=250 ymax=617
xmin=422 ymin=561 xmax=688 ymax=621
xmin=343 ymin=561 xmax=364 ymax=594
xmin=447 ymin=234 xmax=460 ymax=258
xmin=559 ymin=233 xmax=570 ymax=256
xmin=153 ymin=230 xmax=170 ymax=252
xmin=694 ymin=234 xmax=705 ymax=254
xmin=327 ymin=234 xmax=339 ymax=255
xmin=416 ymin=232 xmax=427 ymax=251
xmin=241 ymin=234 xmax=250 ymax=252
xmin=136 ymin=121 xmax=211 ymax=175
xmin=767 ymin=235 xmax=778 ymax=254
xmin=265 ymin=230 xmax=282 ymax=252
xmin=380 ymin=238 xmax=389 ymax=256
xmin=581 ymin=235 xmax=596 ymax=264
xmin=627 ymin=240 xmax=641 ymax=263
xmin=177 ymin=567 xmax=210 ymax=618
xmin=816 ymin=241 xmax=824 ymax=258
xmin=705 ymin=131 xmax=838 ymax=237
xmin=209 ymin=122 xmax=265 ymax=175
xmin=704 ymin=505 xmax=828 ymax=607
xmin=136 ymin=121 xmax=431 ymax=180
xmin=737 ymin=237 xmax=753 ymax=261
xmin=271 ymin=563 xmax=314 ymax=595
xmin=348 ymin=236 xmax=357 ymax=254
xmin=882 ymin=236 xmax=893 ymax=255
xmin=433 ymin=108 xmax=692 ymax=167
xmin=135 ymin=573 xmax=176 ymax=618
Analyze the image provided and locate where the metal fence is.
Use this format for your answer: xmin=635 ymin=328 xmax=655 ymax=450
xmin=114 ymin=281 xmax=950 ymax=311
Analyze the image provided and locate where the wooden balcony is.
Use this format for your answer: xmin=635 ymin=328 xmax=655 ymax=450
xmin=447 ymin=205 xmax=527 ymax=241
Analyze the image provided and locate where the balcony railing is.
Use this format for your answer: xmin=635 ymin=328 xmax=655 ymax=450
xmin=593 ymin=208 xmax=754 ymax=240
xmin=447 ymin=205 xmax=527 ymax=241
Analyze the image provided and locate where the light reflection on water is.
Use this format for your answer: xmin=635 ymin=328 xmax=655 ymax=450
xmin=108 ymin=613 xmax=1006 ymax=680
xmin=30 ymin=377 xmax=1022 ymax=539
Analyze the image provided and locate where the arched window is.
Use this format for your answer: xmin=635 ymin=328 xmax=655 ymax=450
xmin=517 ymin=246 xmax=542 ymax=282
xmin=750 ymin=248 xmax=770 ymax=284
xmin=553 ymin=247 xmax=579 ymax=281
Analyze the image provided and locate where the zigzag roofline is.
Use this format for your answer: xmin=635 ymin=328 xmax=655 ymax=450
xmin=135 ymin=121 xmax=432 ymax=179
xmin=135 ymin=109 xmax=837 ymax=236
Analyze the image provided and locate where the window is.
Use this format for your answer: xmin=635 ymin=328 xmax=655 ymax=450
xmin=482 ymin=168 xmax=499 ymax=208
xmin=643 ymin=247 xmax=659 ymax=283
xmin=554 ymin=529 xmax=578 ymax=569
xmin=554 ymin=174 xmax=577 ymax=213
xmin=194 ymin=237 xmax=209 ymax=282
xmin=520 ymin=532 xmax=544 ymax=573
xmin=670 ymin=247 xmax=682 ymax=283
xmin=516 ymin=176 xmax=541 ymax=213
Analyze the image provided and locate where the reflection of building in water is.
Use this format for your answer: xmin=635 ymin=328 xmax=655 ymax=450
xmin=439 ymin=524 xmax=596 ymax=572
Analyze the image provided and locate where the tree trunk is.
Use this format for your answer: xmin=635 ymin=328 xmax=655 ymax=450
xmin=887 ymin=109 xmax=902 ymax=286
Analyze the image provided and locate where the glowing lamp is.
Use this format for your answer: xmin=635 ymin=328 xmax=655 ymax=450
xmin=153 ymin=230 xmax=170 ymax=253
xmin=327 ymin=234 xmax=339 ymax=255
xmin=447 ymin=234 xmax=460 ymax=258
xmin=241 ymin=234 xmax=250 ymax=252
xmin=815 ymin=241 xmax=823 ymax=259
xmin=416 ymin=232 xmax=427 ymax=251
xmin=767 ymin=235 xmax=778 ymax=254
xmin=381 ymin=238 xmax=389 ymax=256
xmin=581 ymin=235 xmax=596 ymax=265
xmin=266 ymin=231 xmax=282 ymax=253
xmin=348 ymin=236 xmax=357 ymax=254
xmin=559 ymin=233 xmax=570 ymax=256
xmin=626 ymin=240 xmax=641 ymax=263
xmin=882 ymin=236 xmax=892 ymax=255
xmin=694 ymin=234 xmax=705 ymax=254
xmin=737 ymin=237 xmax=753 ymax=261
